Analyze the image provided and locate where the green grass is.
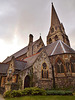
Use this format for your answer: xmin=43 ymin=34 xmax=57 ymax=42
xmin=5 ymin=96 xmax=75 ymax=100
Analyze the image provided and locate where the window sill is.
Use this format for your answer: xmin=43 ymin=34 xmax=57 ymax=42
xmin=40 ymin=78 xmax=51 ymax=81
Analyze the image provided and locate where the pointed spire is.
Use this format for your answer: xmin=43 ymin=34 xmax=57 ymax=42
xmin=51 ymin=3 xmax=60 ymax=27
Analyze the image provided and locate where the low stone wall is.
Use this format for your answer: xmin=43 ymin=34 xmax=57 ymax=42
xmin=55 ymin=76 xmax=75 ymax=89
xmin=37 ymin=79 xmax=53 ymax=89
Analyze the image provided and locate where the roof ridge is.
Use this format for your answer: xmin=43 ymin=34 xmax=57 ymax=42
xmin=10 ymin=46 xmax=28 ymax=57
xmin=0 ymin=63 xmax=9 ymax=65
xmin=16 ymin=59 xmax=27 ymax=63
xmin=45 ymin=40 xmax=58 ymax=47
xmin=51 ymin=40 xmax=60 ymax=55
xmin=62 ymin=40 xmax=75 ymax=51
xmin=59 ymin=40 xmax=66 ymax=53
xmin=23 ymin=52 xmax=40 ymax=60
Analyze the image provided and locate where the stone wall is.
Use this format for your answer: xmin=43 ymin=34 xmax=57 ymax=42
xmin=55 ymin=76 xmax=75 ymax=89
xmin=33 ymin=51 xmax=53 ymax=89
xmin=50 ymin=53 xmax=75 ymax=89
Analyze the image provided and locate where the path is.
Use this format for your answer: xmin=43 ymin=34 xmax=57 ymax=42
xmin=0 ymin=94 xmax=5 ymax=100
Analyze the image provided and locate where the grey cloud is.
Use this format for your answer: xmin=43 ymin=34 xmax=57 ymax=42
xmin=0 ymin=0 xmax=75 ymax=49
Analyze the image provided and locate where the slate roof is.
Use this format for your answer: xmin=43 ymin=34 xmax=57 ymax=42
xmin=23 ymin=53 xmax=40 ymax=69
xmin=14 ymin=60 xmax=27 ymax=71
xmin=3 ymin=46 xmax=28 ymax=63
xmin=44 ymin=40 xmax=75 ymax=56
xmin=3 ymin=37 xmax=42 ymax=63
xmin=0 ymin=63 xmax=9 ymax=74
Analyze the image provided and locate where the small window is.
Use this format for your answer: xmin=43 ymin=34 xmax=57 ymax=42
xmin=70 ymin=57 xmax=75 ymax=73
xmin=55 ymin=26 xmax=57 ymax=30
xmin=55 ymin=35 xmax=58 ymax=41
xmin=49 ymin=38 xmax=52 ymax=44
xmin=51 ymin=28 xmax=54 ymax=33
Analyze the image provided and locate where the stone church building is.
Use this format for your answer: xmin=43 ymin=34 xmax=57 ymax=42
xmin=0 ymin=3 xmax=75 ymax=91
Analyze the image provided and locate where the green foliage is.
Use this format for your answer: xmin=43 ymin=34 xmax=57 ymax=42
xmin=22 ymin=87 xmax=46 ymax=96
xmin=4 ymin=88 xmax=73 ymax=98
xmin=4 ymin=87 xmax=46 ymax=98
xmin=4 ymin=90 xmax=12 ymax=98
xmin=21 ymin=88 xmax=32 ymax=95
xmin=31 ymin=87 xmax=46 ymax=95
xmin=11 ymin=90 xmax=22 ymax=97
xmin=46 ymin=90 xmax=73 ymax=95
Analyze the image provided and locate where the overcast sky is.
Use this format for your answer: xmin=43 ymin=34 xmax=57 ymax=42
xmin=0 ymin=0 xmax=75 ymax=62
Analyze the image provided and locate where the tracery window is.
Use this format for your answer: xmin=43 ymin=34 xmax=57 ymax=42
xmin=70 ymin=57 xmax=75 ymax=73
xmin=56 ymin=58 xmax=64 ymax=73
xmin=42 ymin=63 xmax=48 ymax=78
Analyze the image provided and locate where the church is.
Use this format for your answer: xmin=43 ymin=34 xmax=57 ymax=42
xmin=0 ymin=3 xmax=75 ymax=92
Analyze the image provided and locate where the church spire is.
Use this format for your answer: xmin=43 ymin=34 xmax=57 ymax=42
xmin=47 ymin=3 xmax=70 ymax=47
xmin=51 ymin=3 xmax=60 ymax=27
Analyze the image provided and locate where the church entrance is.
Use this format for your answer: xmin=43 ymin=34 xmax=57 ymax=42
xmin=24 ymin=75 xmax=30 ymax=88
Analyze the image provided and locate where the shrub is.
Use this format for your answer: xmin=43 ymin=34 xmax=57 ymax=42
xmin=11 ymin=90 xmax=22 ymax=97
xmin=21 ymin=87 xmax=46 ymax=96
xmin=31 ymin=87 xmax=46 ymax=95
xmin=4 ymin=88 xmax=73 ymax=98
xmin=21 ymin=88 xmax=32 ymax=95
xmin=4 ymin=90 xmax=11 ymax=98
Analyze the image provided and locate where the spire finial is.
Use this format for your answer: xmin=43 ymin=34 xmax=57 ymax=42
xmin=39 ymin=33 xmax=41 ymax=39
xmin=40 ymin=33 xmax=41 ymax=36
xmin=51 ymin=2 xmax=53 ymax=5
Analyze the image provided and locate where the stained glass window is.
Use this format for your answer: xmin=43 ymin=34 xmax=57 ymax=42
xmin=42 ymin=63 xmax=48 ymax=78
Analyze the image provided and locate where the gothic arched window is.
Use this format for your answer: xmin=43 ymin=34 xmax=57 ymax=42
xmin=49 ymin=38 xmax=52 ymax=44
xmin=56 ymin=58 xmax=64 ymax=73
xmin=42 ymin=63 xmax=48 ymax=78
xmin=55 ymin=35 xmax=58 ymax=41
xmin=70 ymin=57 xmax=75 ymax=73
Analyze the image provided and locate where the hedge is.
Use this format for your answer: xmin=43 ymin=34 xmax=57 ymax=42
xmin=46 ymin=90 xmax=73 ymax=95
xmin=4 ymin=87 xmax=73 ymax=98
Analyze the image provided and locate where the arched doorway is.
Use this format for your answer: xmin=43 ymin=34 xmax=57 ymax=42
xmin=24 ymin=75 xmax=30 ymax=88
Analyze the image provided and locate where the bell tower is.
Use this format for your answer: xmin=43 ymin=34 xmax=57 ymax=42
xmin=47 ymin=3 xmax=70 ymax=46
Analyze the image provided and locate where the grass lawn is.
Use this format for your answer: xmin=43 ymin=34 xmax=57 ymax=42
xmin=5 ymin=96 xmax=75 ymax=100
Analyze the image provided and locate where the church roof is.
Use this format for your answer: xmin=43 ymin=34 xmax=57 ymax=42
xmin=3 ymin=38 xmax=42 ymax=63
xmin=44 ymin=40 xmax=75 ymax=56
xmin=23 ymin=53 xmax=40 ymax=69
xmin=14 ymin=60 xmax=27 ymax=71
xmin=3 ymin=46 xmax=28 ymax=63
xmin=0 ymin=63 xmax=9 ymax=74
